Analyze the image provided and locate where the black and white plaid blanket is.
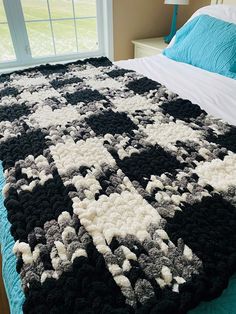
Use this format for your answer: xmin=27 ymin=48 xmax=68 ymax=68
xmin=0 ymin=57 xmax=236 ymax=314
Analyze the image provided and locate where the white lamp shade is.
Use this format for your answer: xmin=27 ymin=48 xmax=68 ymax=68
xmin=165 ymin=0 xmax=189 ymax=4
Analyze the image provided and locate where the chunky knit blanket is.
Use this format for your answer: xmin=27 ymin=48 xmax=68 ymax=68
xmin=0 ymin=57 xmax=236 ymax=314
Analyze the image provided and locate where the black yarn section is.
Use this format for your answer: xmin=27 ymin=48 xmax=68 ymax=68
xmin=39 ymin=250 xmax=54 ymax=271
xmin=0 ymin=104 xmax=30 ymax=122
xmin=27 ymin=230 xmax=46 ymax=252
xmin=111 ymin=145 xmax=186 ymax=189
xmin=39 ymin=64 xmax=68 ymax=76
xmin=65 ymin=88 xmax=107 ymax=105
xmin=175 ymin=141 xmax=206 ymax=163
xmin=23 ymin=243 xmax=133 ymax=314
xmin=87 ymin=56 xmax=113 ymax=67
xmin=0 ymin=86 xmax=19 ymax=99
xmin=4 ymin=170 xmax=75 ymax=242
xmin=86 ymin=110 xmax=138 ymax=136
xmin=0 ymin=74 xmax=10 ymax=83
xmin=107 ymin=69 xmax=133 ymax=78
xmin=79 ymin=166 xmax=91 ymax=177
xmin=136 ymin=289 xmax=181 ymax=314
xmin=125 ymin=260 xmax=150 ymax=289
xmin=0 ymin=130 xmax=48 ymax=170
xmin=50 ymin=77 xmax=83 ymax=89
xmin=161 ymin=99 xmax=206 ymax=122
xmin=96 ymin=167 xmax=119 ymax=198
xmin=206 ymin=126 xmax=236 ymax=153
xmin=127 ymin=77 xmax=161 ymax=95
xmin=16 ymin=256 xmax=24 ymax=274
xmin=165 ymin=194 xmax=236 ymax=309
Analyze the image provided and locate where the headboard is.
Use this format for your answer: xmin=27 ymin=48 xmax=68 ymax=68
xmin=211 ymin=0 xmax=236 ymax=4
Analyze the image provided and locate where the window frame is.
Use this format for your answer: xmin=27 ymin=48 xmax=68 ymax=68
xmin=0 ymin=0 xmax=113 ymax=71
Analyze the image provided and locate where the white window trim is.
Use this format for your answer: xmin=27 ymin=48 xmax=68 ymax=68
xmin=0 ymin=0 xmax=113 ymax=72
xmin=103 ymin=0 xmax=114 ymax=61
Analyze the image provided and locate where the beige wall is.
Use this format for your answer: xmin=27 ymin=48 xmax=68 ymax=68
xmin=177 ymin=0 xmax=211 ymax=27
xmin=113 ymin=0 xmax=211 ymax=61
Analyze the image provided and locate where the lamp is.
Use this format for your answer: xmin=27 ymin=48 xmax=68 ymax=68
xmin=164 ymin=0 xmax=189 ymax=44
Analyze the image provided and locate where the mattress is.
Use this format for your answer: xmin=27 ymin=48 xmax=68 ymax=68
xmin=0 ymin=55 xmax=236 ymax=314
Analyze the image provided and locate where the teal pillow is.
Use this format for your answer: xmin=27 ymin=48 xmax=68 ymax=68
xmin=163 ymin=15 xmax=236 ymax=79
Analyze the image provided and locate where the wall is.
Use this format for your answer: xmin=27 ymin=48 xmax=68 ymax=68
xmin=177 ymin=0 xmax=211 ymax=27
xmin=113 ymin=0 xmax=211 ymax=61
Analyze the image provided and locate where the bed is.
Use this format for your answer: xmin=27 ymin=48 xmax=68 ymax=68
xmin=0 ymin=1 xmax=236 ymax=314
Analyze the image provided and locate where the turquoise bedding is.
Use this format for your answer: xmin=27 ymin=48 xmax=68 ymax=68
xmin=0 ymin=162 xmax=24 ymax=314
xmin=1 ymin=160 xmax=236 ymax=314
xmin=163 ymin=15 xmax=236 ymax=80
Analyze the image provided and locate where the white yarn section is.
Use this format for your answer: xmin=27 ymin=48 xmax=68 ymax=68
xmin=50 ymin=138 xmax=116 ymax=176
xmin=87 ymin=78 xmax=123 ymax=90
xmin=40 ymin=271 xmax=59 ymax=284
xmin=13 ymin=241 xmax=33 ymax=264
xmin=113 ymin=95 xmax=160 ymax=113
xmin=71 ymin=173 xmax=101 ymax=200
xmin=71 ymin=249 xmax=88 ymax=262
xmin=161 ymin=266 xmax=172 ymax=285
xmin=143 ymin=122 xmax=202 ymax=147
xmin=117 ymin=143 xmax=140 ymax=161
xmin=12 ymin=76 xmax=49 ymax=88
xmin=183 ymin=245 xmax=193 ymax=261
xmin=146 ymin=175 xmax=165 ymax=193
xmin=73 ymin=67 xmax=101 ymax=78
xmin=195 ymin=153 xmax=236 ymax=191
xmin=73 ymin=190 xmax=162 ymax=246
xmin=30 ymin=105 xmax=81 ymax=128
xmin=54 ymin=241 xmax=68 ymax=261
xmin=0 ymin=95 xmax=18 ymax=105
xmin=121 ymin=246 xmax=137 ymax=261
xmin=20 ymin=155 xmax=53 ymax=191
xmin=20 ymin=88 xmax=60 ymax=103
xmin=0 ymin=120 xmax=21 ymax=143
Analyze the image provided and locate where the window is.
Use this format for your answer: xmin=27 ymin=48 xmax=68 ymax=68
xmin=0 ymin=0 xmax=16 ymax=62
xmin=0 ymin=0 xmax=112 ymax=70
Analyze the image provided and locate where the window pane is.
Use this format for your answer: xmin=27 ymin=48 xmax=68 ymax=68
xmin=77 ymin=18 xmax=98 ymax=52
xmin=49 ymin=0 xmax=73 ymax=19
xmin=22 ymin=0 xmax=49 ymax=21
xmin=0 ymin=24 xmax=16 ymax=62
xmin=0 ymin=0 xmax=7 ymax=22
xmin=26 ymin=22 xmax=54 ymax=57
xmin=74 ymin=0 xmax=96 ymax=17
xmin=52 ymin=20 xmax=77 ymax=55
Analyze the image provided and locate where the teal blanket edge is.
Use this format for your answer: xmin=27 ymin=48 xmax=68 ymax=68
xmin=1 ymin=160 xmax=236 ymax=314
xmin=0 ymin=161 xmax=24 ymax=314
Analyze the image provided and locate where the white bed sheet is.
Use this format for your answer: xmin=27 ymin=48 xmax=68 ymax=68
xmin=115 ymin=54 xmax=236 ymax=126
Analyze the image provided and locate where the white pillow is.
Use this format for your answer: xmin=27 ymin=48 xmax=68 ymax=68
xmin=168 ymin=4 xmax=236 ymax=48
xmin=189 ymin=4 xmax=236 ymax=24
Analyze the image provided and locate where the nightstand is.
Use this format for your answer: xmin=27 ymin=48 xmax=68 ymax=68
xmin=132 ymin=37 xmax=168 ymax=59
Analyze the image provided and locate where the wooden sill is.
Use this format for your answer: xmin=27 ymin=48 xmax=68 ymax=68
xmin=0 ymin=252 xmax=10 ymax=314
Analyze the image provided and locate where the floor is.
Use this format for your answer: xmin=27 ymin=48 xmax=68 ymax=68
xmin=0 ymin=252 xmax=10 ymax=314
